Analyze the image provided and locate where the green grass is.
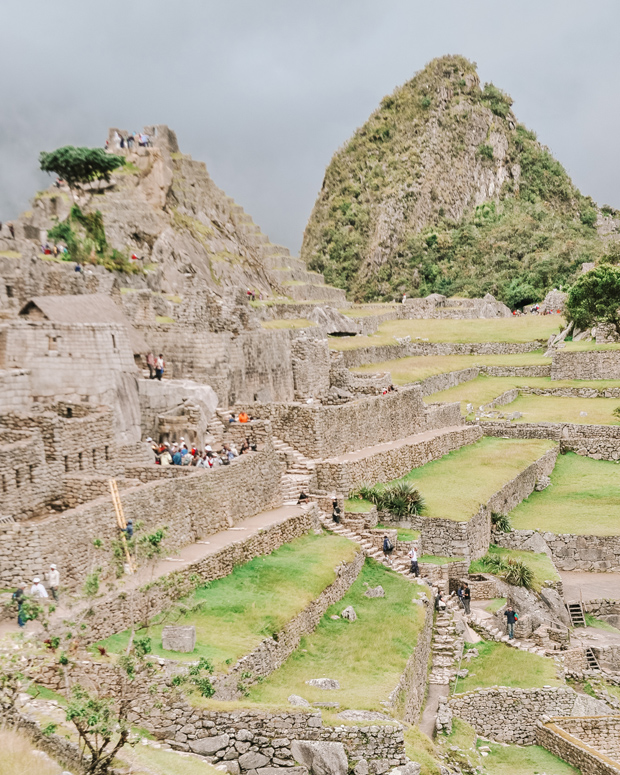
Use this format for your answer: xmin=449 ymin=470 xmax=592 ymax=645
xmin=27 ymin=684 xmax=67 ymax=705
xmin=96 ymin=531 xmax=357 ymax=669
xmin=469 ymin=545 xmax=560 ymax=593
xmin=485 ymin=597 xmax=507 ymax=613
xmin=564 ymin=340 xmax=620 ymax=352
xmin=261 ymin=318 xmax=316 ymax=329
xmin=454 ymin=640 xmax=562 ymax=693
xmin=372 ymin=437 xmax=555 ymax=521
xmin=330 ymin=317 xmax=563 ymax=350
xmin=121 ymin=744 xmax=225 ymax=775
xmin=156 ymin=315 xmax=175 ymax=324
xmin=374 ymin=523 xmax=420 ymax=541
xmin=352 ymin=351 xmax=551 ymax=385
xmin=424 ymin=374 xmax=620 ymax=412
xmin=0 ymin=250 xmax=21 ymax=258
xmin=420 ymin=555 xmax=463 ymax=565
xmin=404 ymin=726 xmax=441 ymax=775
xmin=246 ymin=559 xmax=429 ymax=711
xmin=510 ymin=452 xmax=620 ymax=536
xmin=481 ymin=742 xmax=580 ymax=774
xmin=584 ymin=613 xmax=620 ymax=633
xmin=345 ymin=497 xmax=375 ymax=512
xmin=509 ymin=394 xmax=620 ymax=425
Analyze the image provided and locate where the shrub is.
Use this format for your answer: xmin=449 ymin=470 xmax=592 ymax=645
xmin=613 ymin=407 xmax=620 ymax=421
xmin=421 ymin=96 xmax=432 ymax=109
xmin=480 ymin=83 xmax=513 ymax=118
xmin=491 ymin=512 xmax=512 ymax=533
xmin=566 ymin=265 xmax=620 ymax=334
xmin=503 ymin=558 xmax=534 ymax=588
xmin=477 ymin=144 xmax=494 ymax=161
xmin=352 ymin=481 xmax=425 ymax=517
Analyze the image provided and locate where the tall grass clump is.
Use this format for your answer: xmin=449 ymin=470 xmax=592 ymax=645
xmin=354 ymin=481 xmax=425 ymax=517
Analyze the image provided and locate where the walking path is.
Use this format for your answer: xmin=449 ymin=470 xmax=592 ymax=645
xmin=560 ymin=570 xmax=620 ymax=602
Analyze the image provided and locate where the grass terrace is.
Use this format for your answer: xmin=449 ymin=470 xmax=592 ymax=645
xmin=352 ymin=351 xmax=551 ymax=385
xmin=508 ymin=394 xmax=620 ymax=425
xmin=330 ymin=316 xmax=564 ymax=350
xmin=96 ymin=531 xmax=357 ymax=668
xmin=246 ymin=559 xmax=430 ymax=711
xmin=563 ymin=340 xmax=620 ymax=352
xmin=510 ymin=452 xmax=620 ymax=536
xmin=367 ymin=437 xmax=555 ymax=522
xmin=454 ymin=640 xmax=563 ymax=693
xmin=424 ymin=374 xmax=620 ymax=412
xmin=469 ymin=545 xmax=560 ymax=592
xmin=479 ymin=742 xmax=580 ymax=775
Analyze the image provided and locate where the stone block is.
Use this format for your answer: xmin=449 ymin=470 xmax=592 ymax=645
xmin=162 ymin=625 xmax=196 ymax=652
xmin=190 ymin=734 xmax=230 ymax=755
xmin=290 ymin=741 xmax=348 ymax=775
xmin=239 ymin=752 xmax=271 ymax=770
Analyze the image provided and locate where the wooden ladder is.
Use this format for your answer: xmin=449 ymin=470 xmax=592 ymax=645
xmin=585 ymin=647 xmax=601 ymax=672
xmin=567 ymin=601 xmax=586 ymax=628
xmin=109 ymin=479 xmax=135 ymax=574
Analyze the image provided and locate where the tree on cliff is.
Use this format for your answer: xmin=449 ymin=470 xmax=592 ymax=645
xmin=39 ymin=146 xmax=125 ymax=198
xmin=565 ymin=265 xmax=620 ymax=335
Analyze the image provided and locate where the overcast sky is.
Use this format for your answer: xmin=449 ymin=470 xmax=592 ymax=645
xmin=1 ymin=0 xmax=618 ymax=253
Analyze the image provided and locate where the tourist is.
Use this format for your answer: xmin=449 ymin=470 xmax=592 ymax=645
xmin=462 ymin=582 xmax=471 ymax=614
xmin=408 ymin=544 xmax=419 ymax=577
xmin=435 ymin=591 xmax=446 ymax=611
xmin=127 ymin=133 xmax=134 ymax=149
xmin=332 ymin=498 xmax=341 ymax=524
xmin=48 ymin=564 xmax=60 ymax=601
xmin=160 ymin=444 xmax=172 ymax=466
xmin=240 ymin=439 xmax=250 ymax=455
xmin=30 ymin=577 xmax=48 ymax=599
xmin=172 ymin=447 xmax=182 ymax=465
xmin=382 ymin=534 xmax=394 ymax=566
xmin=146 ymin=352 xmax=156 ymax=379
xmin=297 ymin=491 xmax=310 ymax=505
xmin=504 ymin=605 xmax=518 ymax=639
xmin=12 ymin=585 xmax=26 ymax=628
xmin=155 ymin=353 xmax=165 ymax=380
xmin=238 ymin=411 xmax=249 ymax=423
xmin=123 ymin=520 xmax=134 ymax=540
xmin=456 ymin=583 xmax=465 ymax=609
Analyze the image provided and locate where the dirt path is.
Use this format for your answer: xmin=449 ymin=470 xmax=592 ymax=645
xmin=560 ymin=570 xmax=620 ymax=602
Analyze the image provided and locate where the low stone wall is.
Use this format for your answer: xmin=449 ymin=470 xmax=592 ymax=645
xmin=8 ymin=711 xmax=88 ymax=775
xmin=214 ymin=549 xmax=365 ymax=699
xmin=482 ymin=365 xmax=552 ymax=377
xmin=449 ymin=686 xmax=613 ymax=744
xmin=389 ymin=598 xmax=433 ymax=723
xmin=416 ymin=368 xmax=479 ymax=397
xmin=552 ymin=349 xmax=620 ymax=380
xmin=342 ymin=341 xmax=542 ymax=369
xmin=537 ymin=717 xmax=620 ymax=775
xmin=521 ymin=385 xmax=620 ymax=398
xmin=495 ymin=529 xmax=620 ymax=572
xmin=478 ymin=421 xmax=620 ymax=461
xmin=484 ymin=388 xmax=518 ymax=410
xmin=314 ymin=425 xmax=481 ymax=494
xmin=58 ymin=507 xmax=318 ymax=645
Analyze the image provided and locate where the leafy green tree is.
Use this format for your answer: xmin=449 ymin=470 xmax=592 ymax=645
xmin=66 ymin=685 xmax=131 ymax=775
xmin=39 ymin=146 xmax=125 ymax=198
xmin=566 ymin=265 xmax=620 ymax=335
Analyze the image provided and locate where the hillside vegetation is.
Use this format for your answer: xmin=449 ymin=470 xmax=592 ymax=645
xmin=302 ymin=54 xmax=612 ymax=305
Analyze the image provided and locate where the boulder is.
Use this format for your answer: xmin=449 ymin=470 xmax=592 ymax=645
xmin=305 ymin=678 xmax=340 ymax=690
xmin=308 ymin=305 xmax=359 ymax=335
xmin=239 ymin=752 xmax=270 ymax=770
xmin=364 ymin=585 xmax=385 ymax=598
xmin=354 ymin=760 xmax=369 ymax=775
xmin=190 ymin=734 xmax=230 ymax=755
xmin=388 ymin=764 xmax=421 ymax=775
xmin=540 ymin=587 xmax=572 ymax=628
xmin=288 ymin=694 xmax=310 ymax=706
xmin=520 ymin=532 xmax=552 ymax=557
xmin=290 ymin=741 xmax=348 ymax=775
xmin=258 ymin=769 xmax=308 ymax=775
xmin=341 ymin=606 xmax=357 ymax=621
xmin=534 ymin=476 xmax=551 ymax=491
xmin=162 ymin=625 xmax=196 ymax=653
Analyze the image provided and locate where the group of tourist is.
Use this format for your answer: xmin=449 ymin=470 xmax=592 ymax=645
xmin=149 ymin=437 xmax=257 ymax=467
xmin=12 ymin=565 xmax=60 ymax=628
xmin=146 ymin=352 xmax=165 ymax=380
xmin=107 ymin=131 xmax=151 ymax=150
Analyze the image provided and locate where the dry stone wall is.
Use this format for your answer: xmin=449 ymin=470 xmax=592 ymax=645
xmin=449 ymin=686 xmax=613 ymax=744
xmin=0 ymin=428 xmax=57 ymax=520
xmin=389 ymin=599 xmax=433 ymax=723
xmin=552 ymin=350 xmax=620 ymax=380
xmin=537 ymin=718 xmax=620 ymax=775
xmin=0 ymin=445 xmax=282 ymax=590
xmin=495 ymin=529 xmax=620 ymax=572
xmin=0 ymin=369 xmax=33 ymax=413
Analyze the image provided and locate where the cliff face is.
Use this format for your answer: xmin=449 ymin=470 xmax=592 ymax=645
xmin=301 ymin=55 xmax=609 ymax=306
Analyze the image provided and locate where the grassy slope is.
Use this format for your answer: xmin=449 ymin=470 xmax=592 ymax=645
xmin=424 ymin=374 xmax=620 ymax=410
xmin=0 ymin=728 xmax=63 ymax=775
xmin=455 ymin=640 xmax=562 ymax=693
xmin=353 ymin=352 xmax=551 ymax=385
xmin=247 ymin=559 xmax=429 ymax=711
xmin=373 ymin=437 xmax=555 ymax=521
xmin=510 ymin=394 xmax=620 ymax=425
xmin=510 ymin=452 xmax=620 ymax=535
xmin=96 ymin=532 xmax=357 ymax=668
xmin=469 ymin=545 xmax=560 ymax=592
xmin=481 ymin=742 xmax=580 ymax=775
xmin=331 ymin=316 xmax=562 ymax=350
xmin=302 ymin=55 xmax=604 ymax=304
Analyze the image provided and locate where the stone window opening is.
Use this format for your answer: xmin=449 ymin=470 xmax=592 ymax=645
xmin=92 ymin=449 xmax=97 ymax=468
xmin=1 ymin=474 xmax=6 ymax=494
xmin=64 ymin=455 xmax=69 ymax=473
xmin=48 ymin=336 xmax=58 ymax=351
xmin=78 ymin=452 xmax=83 ymax=471
xmin=15 ymin=469 xmax=21 ymax=488
xmin=111 ymin=333 xmax=116 ymax=349
xmin=104 ymin=446 xmax=109 ymax=461
xmin=29 ymin=465 xmax=34 ymax=483
xmin=5 ymin=285 xmax=13 ymax=298
xmin=66 ymin=406 xmax=73 ymax=418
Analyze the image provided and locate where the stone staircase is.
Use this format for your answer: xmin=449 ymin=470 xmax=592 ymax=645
xmin=273 ymin=437 xmax=317 ymax=505
xmin=468 ymin=607 xmax=548 ymax=656
xmin=429 ymin=603 xmax=464 ymax=686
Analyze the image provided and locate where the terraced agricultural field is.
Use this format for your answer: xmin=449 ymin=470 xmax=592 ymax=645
xmin=353 ymin=351 xmax=551 ymax=385
xmin=510 ymin=452 xmax=620 ymax=535
xmin=330 ymin=316 xmax=564 ymax=350
xmin=509 ymin=394 xmax=620 ymax=425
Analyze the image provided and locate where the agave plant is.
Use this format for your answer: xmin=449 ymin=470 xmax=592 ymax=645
xmin=382 ymin=481 xmax=425 ymax=517
xmin=503 ymin=558 xmax=534 ymax=589
xmin=354 ymin=484 xmax=382 ymax=505
xmin=491 ymin=512 xmax=512 ymax=533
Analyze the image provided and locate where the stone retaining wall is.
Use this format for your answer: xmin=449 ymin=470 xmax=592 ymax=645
xmin=494 ymin=529 xmax=620 ymax=572
xmin=214 ymin=549 xmax=365 ymax=699
xmin=416 ymin=368 xmax=479 ymax=397
xmin=552 ymin=350 xmax=620 ymax=380
xmin=449 ymin=686 xmax=613 ymax=744
xmin=341 ymin=341 xmax=542 ymax=369
xmin=56 ymin=507 xmax=318 ymax=645
xmin=314 ymin=425 xmax=481 ymax=495
xmin=537 ymin=717 xmax=620 ymax=775
xmin=0 ymin=445 xmax=282 ymax=590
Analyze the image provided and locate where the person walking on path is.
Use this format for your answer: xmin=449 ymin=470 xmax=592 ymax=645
xmin=12 ymin=585 xmax=26 ymax=628
xmin=48 ymin=564 xmax=59 ymax=601
xmin=456 ymin=583 xmax=465 ymax=609
xmin=382 ymin=534 xmax=394 ymax=566
xmin=408 ymin=544 xmax=419 ymax=577
xmin=504 ymin=605 xmax=518 ymax=639
xmin=155 ymin=354 xmax=165 ymax=381
xmin=462 ymin=582 xmax=471 ymax=614
xmin=146 ymin=352 xmax=156 ymax=379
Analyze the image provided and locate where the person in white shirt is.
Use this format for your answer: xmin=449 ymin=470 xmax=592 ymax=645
xmin=48 ymin=564 xmax=60 ymax=600
xmin=408 ymin=545 xmax=420 ymax=577
xmin=30 ymin=577 xmax=48 ymax=598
